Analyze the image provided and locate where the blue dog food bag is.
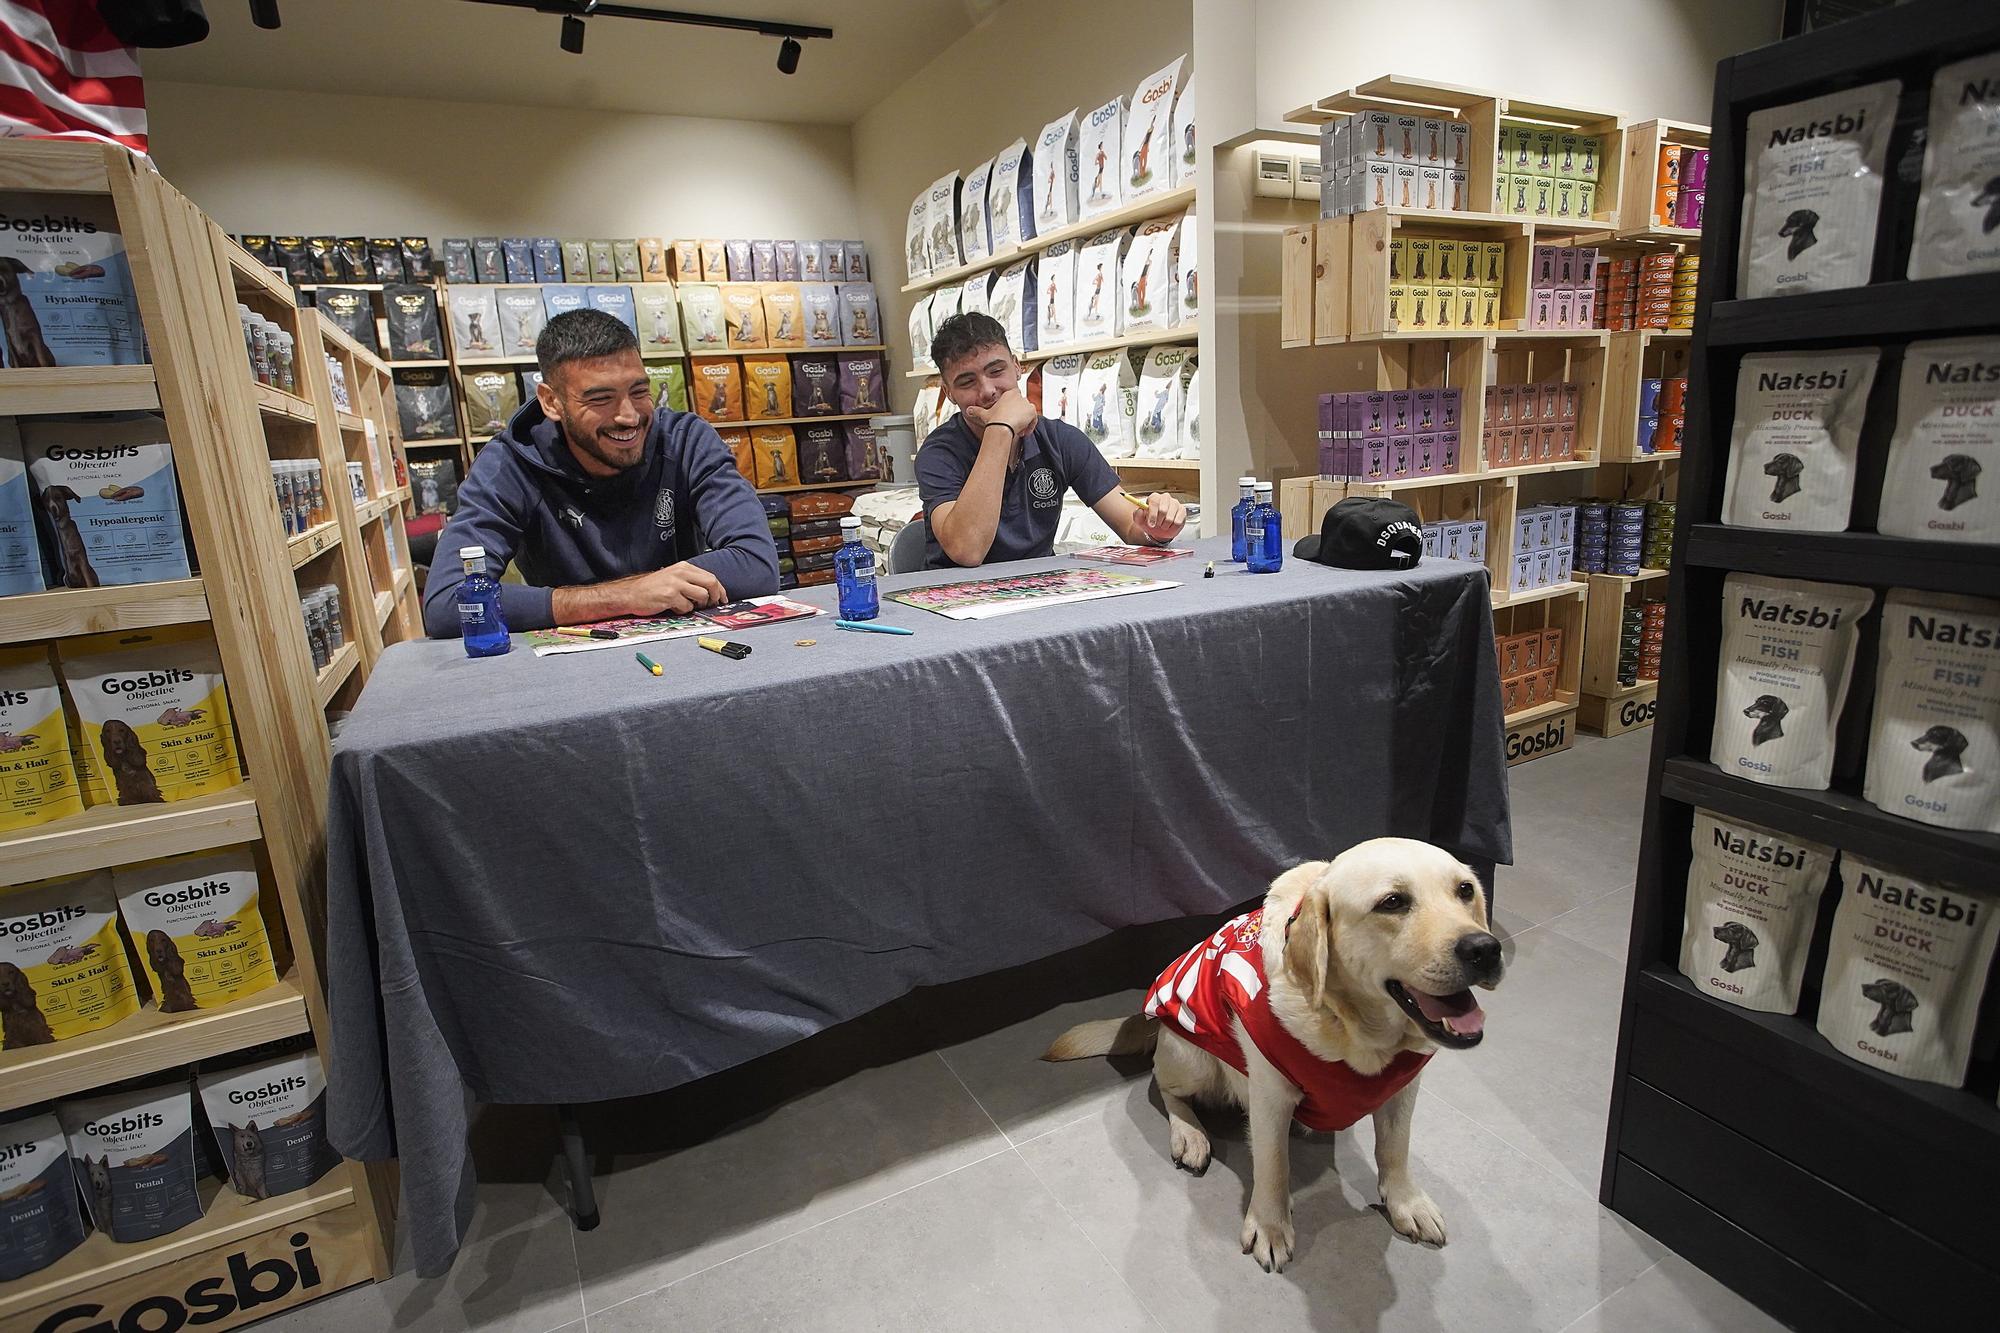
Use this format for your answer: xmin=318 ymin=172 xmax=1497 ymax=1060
xmin=0 ymin=1110 xmax=89 ymax=1280
xmin=0 ymin=192 xmax=145 ymax=367
xmin=197 ymin=1044 xmax=340 ymax=1202
xmin=57 ymin=1077 xmax=206 ymax=1243
xmin=19 ymin=413 xmax=191 ymax=587
xmin=0 ymin=419 xmax=45 ymax=595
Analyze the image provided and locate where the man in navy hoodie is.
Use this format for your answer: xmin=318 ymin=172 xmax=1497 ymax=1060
xmin=423 ymin=309 xmax=778 ymax=637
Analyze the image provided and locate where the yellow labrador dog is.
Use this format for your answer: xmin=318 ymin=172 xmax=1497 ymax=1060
xmin=1044 ymin=839 xmax=1503 ymax=1271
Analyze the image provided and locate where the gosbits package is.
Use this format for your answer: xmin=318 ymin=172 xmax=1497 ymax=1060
xmin=1909 ymin=52 xmax=2000 ymax=280
xmin=0 ymin=1111 xmax=88 ymax=1280
xmin=0 ymin=644 xmax=84 ymax=832
xmin=0 ymin=419 xmax=43 ymax=595
xmin=1864 ymin=590 xmax=2000 ymax=834
xmin=1033 ymin=110 xmax=1081 ymax=233
xmin=0 ymin=870 xmax=139 ymax=1047
xmin=1738 ymin=81 xmax=1899 ymax=298
xmin=1077 ymin=95 xmax=1126 ymax=219
xmin=1678 ymin=810 xmax=1833 ymax=1014
xmin=58 ymin=1079 xmax=206 ymax=1242
xmin=1719 ymin=349 xmax=1880 ymax=532
xmin=1124 ymin=57 xmax=1185 ymax=200
xmin=904 ymin=188 xmax=931 ymax=283
xmin=0 ymin=192 xmax=145 ymax=366
xmin=56 ymin=625 xmax=242 ymax=807
xmin=197 ymin=1045 xmax=340 ymax=1202
xmin=1711 ymin=573 xmax=1874 ymax=790
xmin=1878 ymin=337 xmax=1998 ymax=543
xmin=114 ymin=847 xmax=277 ymax=1013
xmin=18 ymin=413 xmax=192 ymax=588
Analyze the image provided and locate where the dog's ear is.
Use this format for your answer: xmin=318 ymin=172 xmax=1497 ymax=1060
xmin=1273 ymin=863 xmax=1334 ymax=1010
xmin=1892 ymin=986 xmax=1920 ymax=1017
xmin=0 ymin=256 xmax=26 ymax=274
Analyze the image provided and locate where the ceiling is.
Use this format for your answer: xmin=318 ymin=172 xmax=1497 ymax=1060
xmin=142 ymin=0 xmax=992 ymax=126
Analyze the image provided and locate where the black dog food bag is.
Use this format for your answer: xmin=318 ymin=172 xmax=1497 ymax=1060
xmin=401 ymin=237 xmax=435 ymax=281
xmin=0 ymin=1110 xmax=88 ymax=1279
xmin=305 ymin=236 xmax=340 ymax=282
xmin=313 ymin=287 xmax=378 ymax=355
xmin=367 ymin=237 xmax=404 ymax=284
xmin=271 ymin=236 xmax=312 ymax=285
xmin=237 ymin=234 xmax=275 ymax=266
xmin=197 ymin=1046 xmax=340 ymax=1202
xmin=393 ymin=367 xmax=456 ymax=439
xmin=441 ymin=238 xmax=474 ymax=285
xmin=838 ymin=353 xmax=887 ymax=414
xmin=58 ymin=1078 xmax=207 ymax=1243
xmin=472 ymin=237 xmax=506 ymax=284
xmin=791 ymin=355 xmax=841 ymax=416
xmin=384 ymin=284 xmax=443 ymax=360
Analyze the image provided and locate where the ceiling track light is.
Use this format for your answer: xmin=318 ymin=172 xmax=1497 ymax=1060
xmin=777 ymin=36 xmax=800 ymax=74
xmin=561 ymin=13 xmax=586 ymax=53
xmin=457 ymin=2 xmax=831 ymax=63
xmin=248 ymin=0 xmax=281 ymax=29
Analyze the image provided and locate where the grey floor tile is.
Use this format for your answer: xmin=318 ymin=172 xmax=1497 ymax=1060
xmin=937 ymin=986 xmax=1157 ymax=1145
xmin=571 ymin=1051 xmax=1009 ymax=1314
xmin=586 ymin=1151 xmax=1154 ymax=1332
xmin=1016 ymin=1080 xmax=1663 ymax=1332
xmin=1542 ymin=881 xmax=1640 ymax=967
xmin=1562 ymin=1253 xmax=1790 ymax=1333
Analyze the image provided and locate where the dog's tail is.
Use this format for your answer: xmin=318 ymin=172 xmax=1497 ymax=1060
xmin=1041 ymin=1015 xmax=1157 ymax=1062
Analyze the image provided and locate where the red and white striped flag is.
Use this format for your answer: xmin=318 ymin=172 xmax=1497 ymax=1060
xmin=0 ymin=1 xmax=147 ymax=156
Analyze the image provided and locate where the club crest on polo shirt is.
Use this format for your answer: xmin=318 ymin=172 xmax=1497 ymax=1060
xmin=654 ymin=488 xmax=676 ymax=542
xmin=1030 ymin=467 xmax=1059 ymax=507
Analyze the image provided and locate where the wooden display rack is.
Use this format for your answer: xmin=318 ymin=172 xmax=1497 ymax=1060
xmin=0 ymin=140 xmax=392 ymax=1329
xmin=298 ymin=279 xmax=466 ymax=473
xmin=1577 ymin=457 xmax=1678 ymax=736
xmin=1494 ymin=586 xmax=1587 ymax=765
xmin=1610 ymin=119 xmax=1710 ymax=240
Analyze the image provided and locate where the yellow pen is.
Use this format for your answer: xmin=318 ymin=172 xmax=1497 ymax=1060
xmin=697 ymin=636 xmax=752 ymax=660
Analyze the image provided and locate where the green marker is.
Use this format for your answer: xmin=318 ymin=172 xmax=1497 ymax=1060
xmin=635 ymin=651 xmax=662 ymax=677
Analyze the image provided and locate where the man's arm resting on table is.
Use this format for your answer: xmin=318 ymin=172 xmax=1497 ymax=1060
xmin=1089 ymin=489 xmax=1189 ymax=547
xmin=549 ymin=564 xmax=726 ymax=623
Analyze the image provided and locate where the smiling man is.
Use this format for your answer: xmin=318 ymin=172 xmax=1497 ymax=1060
xmin=917 ymin=312 xmax=1186 ymax=569
xmin=421 ymin=309 xmax=778 ymax=637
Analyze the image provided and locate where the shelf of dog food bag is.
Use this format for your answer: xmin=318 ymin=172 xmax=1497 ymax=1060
xmin=1703 ymin=271 xmax=2000 ymax=348
xmin=688 ymin=344 xmax=888 ymax=357
xmin=0 ymin=578 xmax=211 ymax=648
xmin=1683 ymin=526 xmax=2000 ymax=599
xmin=904 ymin=322 xmax=1201 ymax=379
xmin=287 ymin=520 xmax=340 ymax=568
xmin=900 ymin=183 xmax=1198 ymax=296
xmin=0 ymin=364 xmax=162 ymax=415
xmin=754 ymin=477 xmax=881 ymax=496
xmin=0 ymin=781 xmax=262 ymax=889
xmin=314 ymin=639 xmax=360 ymax=709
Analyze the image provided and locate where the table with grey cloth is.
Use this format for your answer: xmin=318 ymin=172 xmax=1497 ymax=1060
xmin=324 ymin=534 xmax=1513 ymax=1274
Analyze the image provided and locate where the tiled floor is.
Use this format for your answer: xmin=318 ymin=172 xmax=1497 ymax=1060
xmin=266 ymin=730 xmax=1789 ymax=1332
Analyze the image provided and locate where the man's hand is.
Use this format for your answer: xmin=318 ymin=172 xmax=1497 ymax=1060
xmin=1136 ymin=492 xmax=1188 ymax=543
xmin=629 ymin=561 xmax=728 ymax=614
xmin=961 ymin=388 xmax=1039 ymax=445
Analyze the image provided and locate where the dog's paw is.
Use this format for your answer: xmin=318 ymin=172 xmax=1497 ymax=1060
xmin=1240 ymin=1208 xmax=1294 ymax=1272
xmin=1168 ymin=1119 xmax=1211 ymax=1174
xmin=1382 ymin=1182 xmax=1447 ymax=1247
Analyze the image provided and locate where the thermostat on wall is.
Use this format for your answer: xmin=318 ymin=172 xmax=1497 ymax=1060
xmin=1254 ymin=150 xmax=1298 ymax=198
xmin=1294 ymin=155 xmax=1323 ymax=201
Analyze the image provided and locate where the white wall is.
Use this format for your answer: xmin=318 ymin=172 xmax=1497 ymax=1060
xmin=145 ymin=81 xmax=862 ymax=242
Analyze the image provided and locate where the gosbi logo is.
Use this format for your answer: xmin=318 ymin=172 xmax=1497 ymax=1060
xmin=1030 ymin=468 xmax=1058 ymax=502
xmin=654 ymin=488 xmax=676 ymax=544
xmin=33 ymin=1232 xmax=322 ymax=1332
xmin=1619 ymin=696 xmax=1658 ymax=728
xmin=1506 ymin=715 xmax=1568 ymax=761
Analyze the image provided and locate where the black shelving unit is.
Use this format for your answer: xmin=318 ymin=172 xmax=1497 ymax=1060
xmin=1599 ymin=4 xmax=2000 ymax=1328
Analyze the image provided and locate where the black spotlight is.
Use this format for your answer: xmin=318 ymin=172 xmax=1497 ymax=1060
xmin=561 ymin=13 xmax=585 ymax=53
xmin=777 ymin=37 xmax=801 ymax=74
xmin=249 ymin=0 xmax=280 ymax=29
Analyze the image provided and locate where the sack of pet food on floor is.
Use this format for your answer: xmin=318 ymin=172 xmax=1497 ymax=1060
xmin=721 ymin=284 xmax=767 ymax=349
xmin=1039 ymin=240 xmax=1077 ymax=349
xmin=1864 ymin=589 xmax=2000 ymax=833
xmin=1042 ymin=354 xmax=1085 ymax=429
xmin=724 ymin=240 xmax=753 ymax=282
xmin=1034 ymin=110 xmax=1081 ymax=232
xmin=1678 ymin=809 xmax=1833 ymax=1014
xmin=114 ymin=847 xmax=277 ymax=1013
xmin=1910 ymin=52 xmax=2000 ymax=279
xmin=1075 ymin=229 xmax=1131 ymax=342
xmin=495 ymin=287 xmax=547 ymax=357
xmin=383 ymin=283 xmax=443 ymax=360
xmin=59 ymin=1078 xmax=205 ymax=1242
xmin=1135 ymin=345 xmax=1192 ymax=459
xmin=0 ymin=1110 xmax=88 ymax=1279
xmin=0 ymin=645 xmax=81 ymax=831
xmin=0 ymin=192 xmax=145 ymax=367
xmin=0 ymin=870 xmax=138 ymax=1045
xmin=990 ymin=138 xmax=1033 ymax=249
xmin=1720 ymin=349 xmax=1880 ymax=531
xmin=1078 ymin=349 xmax=1137 ymax=459
xmin=798 ymin=424 xmax=844 ymax=483
xmin=791 ymin=354 xmax=840 ymax=417
xmin=20 ymin=413 xmax=192 ymax=587
xmin=1183 ymin=362 xmax=1202 ymax=458
xmin=0 ymin=422 xmax=44 ymax=596
xmin=1125 ymin=57 xmax=1185 ymax=200
xmin=905 ymin=189 xmax=931 ymax=283
xmin=838 ymin=354 xmax=887 ymax=415
xmin=393 ymin=368 xmax=456 ymax=440
xmin=643 ymin=360 xmax=687 ymax=413
xmin=540 ymin=283 xmax=588 ymax=324
xmin=1078 ymin=95 xmax=1126 ymax=220
xmin=927 ymin=173 xmax=965 ymax=271
xmin=762 ymin=284 xmax=805 ymax=350
xmin=678 ymin=284 xmax=728 ymax=351
xmin=1878 ymin=337 xmax=1998 ymax=542
xmin=741 ymin=355 xmax=793 ymax=420
xmin=843 ymin=423 xmax=884 ymax=482
xmin=1173 ymin=75 xmax=1197 ymax=187
xmin=57 ymin=626 xmax=240 ymax=808
xmin=1177 ymin=210 xmax=1199 ymax=320
xmin=1739 ymin=81 xmax=1899 ymax=298
xmin=750 ymin=426 xmax=798 ymax=488
xmin=801 ymin=284 xmax=842 ymax=349
xmin=460 ymin=369 xmax=521 ymax=438
xmin=1122 ymin=214 xmax=1181 ymax=333
xmin=717 ymin=427 xmax=752 ymax=480
xmin=691 ymin=358 xmax=744 ymax=424
xmin=312 ymin=287 xmax=378 ymax=355
xmin=446 ymin=286 xmax=500 ymax=358
xmin=1817 ymin=857 xmax=1999 ymax=1086
xmin=1711 ymin=573 xmax=1874 ymax=789
xmin=409 ymin=458 xmax=459 ymax=516
xmin=961 ymin=157 xmax=995 ymax=265
xmin=990 ymin=259 xmax=1037 ymax=355
xmin=837 ymin=284 xmax=880 ymax=347
xmin=197 ymin=1045 xmax=340 ymax=1202
xmin=587 ymin=285 xmax=638 ymax=337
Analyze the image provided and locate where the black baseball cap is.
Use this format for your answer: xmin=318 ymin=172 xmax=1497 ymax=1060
xmin=1294 ymin=497 xmax=1424 ymax=569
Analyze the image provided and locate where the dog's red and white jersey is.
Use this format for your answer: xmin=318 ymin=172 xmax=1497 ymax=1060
xmin=1144 ymin=909 xmax=1431 ymax=1132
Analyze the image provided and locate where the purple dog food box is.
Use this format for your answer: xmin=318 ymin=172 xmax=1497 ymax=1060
xmin=1362 ymin=391 xmax=1389 ymax=440
xmin=1440 ymin=434 xmax=1461 ymax=472
xmin=1439 ymin=388 xmax=1461 ymax=442
xmin=1389 ymin=437 xmax=1414 ymax=478
xmin=1388 ymin=389 xmax=1414 ymax=435
xmin=1361 ymin=440 xmax=1389 ymax=480
xmin=1414 ymin=433 xmax=1438 ymax=475
xmin=1413 ymin=387 xmax=1440 ymax=433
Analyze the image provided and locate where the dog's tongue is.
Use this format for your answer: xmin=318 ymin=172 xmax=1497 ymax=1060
xmin=1413 ymin=988 xmax=1486 ymax=1035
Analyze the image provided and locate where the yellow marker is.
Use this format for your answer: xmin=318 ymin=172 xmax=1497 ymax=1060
xmin=1121 ymin=492 xmax=1151 ymax=511
xmin=555 ymin=627 xmax=596 ymax=639
xmin=697 ymin=636 xmax=752 ymax=660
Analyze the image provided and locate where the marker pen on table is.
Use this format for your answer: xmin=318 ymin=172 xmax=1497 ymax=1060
xmin=635 ymin=652 xmax=662 ymax=676
xmin=697 ymin=636 xmax=752 ymax=660
xmin=835 ymin=620 xmax=914 ymax=635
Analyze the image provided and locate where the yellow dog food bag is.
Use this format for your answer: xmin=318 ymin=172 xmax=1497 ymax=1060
xmin=114 ymin=846 xmax=277 ymax=1012
xmin=56 ymin=625 xmax=241 ymax=807
xmin=0 ymin=871 xmax=140 ymax=1047
xmin=0 ymin=645 xmax=84 ymax=832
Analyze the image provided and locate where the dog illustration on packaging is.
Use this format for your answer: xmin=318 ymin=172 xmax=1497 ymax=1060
xmin=1713 ymin=922 xmax=1759 ymax=973
xmin=1764 ymin=453 xmax=1805 ymax=504
xmin=1743 ymin=695 xmax=1789 ymax=747
xmin=41 ymin=485 xmax=99 ymax=588
xmin=1931 ymin=454 xmax=1980 ymax=511
xmin=0 ymin=961 xmax=55 ymax=1048
xmin=146 ymin=930 xmax=197 ymax=1012
xmin=99 ymin=719 xmax=163 ymax=804
xmin=1862 ymin=978 xmax=1918 ymax=1037
xmin=229 ymin=1124 xmax=268 ymax=1200
xmin=1778 ymin=209 xmax=1820 ymax=262
xmin=1911 ymin=724 xmax=1969 ymax=782
xmin=0 ymin=257 xmax=57 ymax=367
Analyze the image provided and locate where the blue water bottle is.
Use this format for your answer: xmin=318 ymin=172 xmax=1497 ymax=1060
xmin=1230 ymin=476 xmax=1256 ymax=562
xmin=1247 ymin=482 xmax=1284 ymax=573
xmin=834 ymin=516 xmax=879 ymax=620
xmin=456 ymin=545 xmax=511 ymax=657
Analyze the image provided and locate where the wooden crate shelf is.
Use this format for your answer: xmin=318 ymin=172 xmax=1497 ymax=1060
xmin=314 ymin=639 xmax=360 ymax=708
xmin=287 ymin=520 xmax=341 ymax=567
xmin=254 ymin=382 xmax=317 ymax=423
xmin=0 ymin=782 xmax=261 ymax=886
xmin=0 ymin=364 xmax=160 ymax=415
xmin=1616 ymin=119 xmax=1710 ymax=235
xmin=0 ymin=578 xmax=209 ymax=645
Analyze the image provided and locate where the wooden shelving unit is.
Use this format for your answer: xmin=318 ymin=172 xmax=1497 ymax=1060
xmin=905 ymin=322 xmax=1199 ymax=380
xmin=901 ymin=184 xmax=1197 ymax=296
xmin=1599 ymin=8 xmax=2000 ymax=1328
xmin=0 ymin=139 xmax=392 ymax=1329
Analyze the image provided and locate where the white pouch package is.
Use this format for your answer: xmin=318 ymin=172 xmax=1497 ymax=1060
xmin=1720 ymin=349 xmax=1880 ymax=531
xmin=1078 ymin=95 xmax=1126 ymax=220
xmin=1033 ymin=110 xmax=1081 ymax=232
xmin=20 ymin=413 xmax=191 ymax=587
xmin=197 ymin=1045 xmax=341 ymax=1201
xmin=1074 ymin=228 xmax=1130 ymax=342
xmin=115 ymin=846 xmax=279 ymax=1013
xmin=1909 ymin=52 xmax=2000 ymax=279
xmin=960 ymin=157 xmax=995 ymax=265
xmin=1878 ymin=336 xmax=1999 ymax=542
xmin=58 ymin=1078 xmax=206 ymax=1242
xmin=1125 ymin=56 xmax=1186 ymax=201
xmin=991 ymin=258 xmax=1037 ymax=356
xmin=1182 ymin=362 xmax=1202 ymax=459
xmin=1176 ymin=209 xmax=1199 ymax=322
xmin=1039 ymin=240 xmax=1077 ymax=349
xmin=0 ymin=1111 xmax=88 ymax=1280
xmin=912 ymin=382 xmax=943 ymax=442
xmin=0 ymin=191 xmax=145 ymax=366
xmin=1816 ymin=858 xmax=2000 ymax=1087
xmin=904 ymin=189 xmax=931 ymax=283
xmin=0 ymin=419 xmax=44 ymax=596
xmin=1042 ymin=353 xmax=1085 ymax=430
xmin=989 ymin=137 xmax=1032 ymax=249
xmin=1678 ymin=809 xmax=1834 ymax=1014
xmin=1712 ymin=572 xmax=1875 ymax=789
xmin=1739 ymin=80 xmax=1899 ymax=298
xmin=957 ymin=272 xmax=990 ymax=322
xmin=1173 ymin=75 xmax=1197 ymax=188
xmin=1079 ymin=349 xmax=1136 ymax=459
xmin=927 ymin=172 xmax=964 ymax=273
xmin=1865 ymin=589 xmax=2000 ymax=833
xmin=1123 ymin=214 xmax=1181 ymax=334
xmin=907 ymin=294 xmax=936 ymax=373
xmin=1135 ymin=345 xmax=1192 ymax=458
xmin=929 ymin=285 xmax=962 ymax=339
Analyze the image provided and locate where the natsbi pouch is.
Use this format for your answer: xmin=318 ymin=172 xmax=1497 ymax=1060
xmin=58 ymin=1078 xmax=206 ymax=1242
xmin=1712 ymin=573 xmax=1875 ymax=789
xmin=1864 ymin=590 xmax=2000 ymax=833
xmin=1720 ymin=350 xmax=1880 ymax=532
xmin=0 ymin=645 xmax=84 ymax=832
xmin=197 ymin=1044 xmax=339 ymax=1202
xmin=1816 ymin=857 xmax=2000 ymax=1087
xmin=57 ymin=625 xmax=242 ymax=807
xmin=0 ymin=871 xmax=139 ymax=1047
xmin=114 ymin=846 xmax=277 ymax=1013
xmin=0 ymin=1110 xmax=88 ymax=1280
xmin=1877 ymin=337 xmax=1999 ymax=543
xmin=1739 ymin=81 xmax=1899 ymax=298
xmin=1909 ymin=52 xmax=2000 ymax=280
xmin=1678 ymin=810 xmax=1833 ymax=1014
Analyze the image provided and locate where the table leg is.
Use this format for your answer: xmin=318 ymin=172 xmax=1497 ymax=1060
xmin=556 ymin=1103 xmax=599 ymax=1231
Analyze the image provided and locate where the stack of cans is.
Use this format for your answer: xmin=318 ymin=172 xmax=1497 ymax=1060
xmin=1638 ymin=375 xmax=1689 ymax=455
xmin=1618 ymin=604 xmax=1645 ymax=687
xmin=1608 ymin=501 xmax=1649 ymax=575
xmin=1599 ymin=257 xmax=1636 ymax=330
xmin=1636 ymin=253 xmax=1679 ymax=330
xmin=1655 ymin=143 xmax=1711 ymax=230
xmin=1573 ymin=500 xmax=1610 ymax=574
xmin=1638 ymin=600 xmax=1668 ymax=681
xmin=1669 ymin=255 xmax=1699 ymax=329
xmin=1644 ymin=499 xmax=1677 ymax=569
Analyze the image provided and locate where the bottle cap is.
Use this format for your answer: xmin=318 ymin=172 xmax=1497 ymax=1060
xmin=1255 ymin=481 xmax=1274 ymax=494
xmin=459 ymin=545 xmax=486 ymax=560
xmin=1238 ymin=476 xmax=1255 ymax=487
xmin=840 ymin=515 xmax=860 ymax=532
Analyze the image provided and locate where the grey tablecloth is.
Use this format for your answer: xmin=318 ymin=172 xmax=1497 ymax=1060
xmin=324 ymin=536 xmax=1511 ymax=1274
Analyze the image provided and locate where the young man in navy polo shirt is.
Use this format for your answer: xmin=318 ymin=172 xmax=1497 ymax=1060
xmin=916 ymin=313 xmax=1187 ymax=568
